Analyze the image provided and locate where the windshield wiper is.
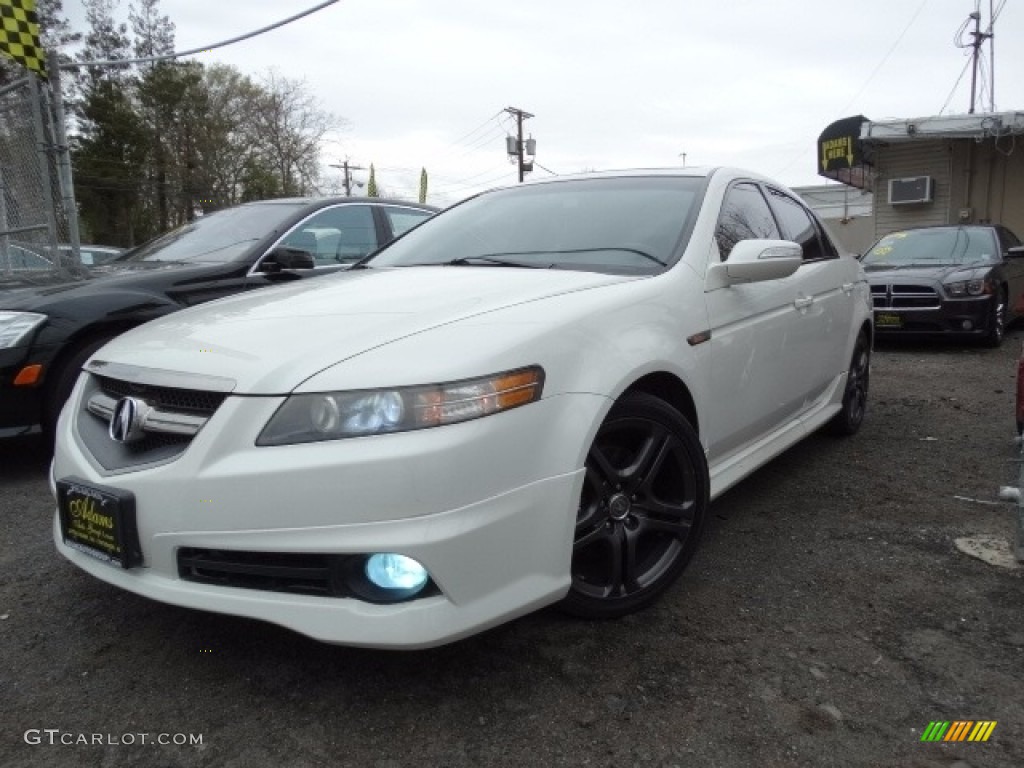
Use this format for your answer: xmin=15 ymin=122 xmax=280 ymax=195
xmin=446 ymin=255 xmax=551 ymax=269
xmin=448 ymin=247 xmax=666 ymax=268
xmin=562 ymin=247 xmax=666 ymax=266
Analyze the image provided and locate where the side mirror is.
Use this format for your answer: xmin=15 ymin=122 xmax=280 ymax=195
xmin=260 ymin=246 xmax=315 ymax=273
xmin=705 ymin=239 xmax=803 ymax=290
xmin=1007 ymin=245 xmax=1024 ymax=259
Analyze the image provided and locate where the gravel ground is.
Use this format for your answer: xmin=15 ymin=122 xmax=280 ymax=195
xmin=2 ymin=332 xmax=1023 ymax=768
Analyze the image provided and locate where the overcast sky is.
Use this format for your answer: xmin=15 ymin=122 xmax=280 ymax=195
xmin=64 ymin=0 xmax=1024 ymax=206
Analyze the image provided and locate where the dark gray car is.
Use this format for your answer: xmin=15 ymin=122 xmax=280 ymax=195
xmin=862 ymin=225 xmax=1024 ymax=346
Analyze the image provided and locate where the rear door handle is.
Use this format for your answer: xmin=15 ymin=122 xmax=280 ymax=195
xmin=794 ymin=297 xmax=814 ymax=310
xmin=841 ymin=282 xmax=854 ymax=294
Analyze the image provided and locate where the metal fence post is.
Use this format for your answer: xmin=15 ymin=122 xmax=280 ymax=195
xmin=1018 ymin=340 xmax=1024 ymax=562
xmin=28 ymin=73 xmax=60 ymax=269
xmin=47 ymin=50 xmax=80 ymax=264
xmin=0 ymin=167 xmax=9 ymax=276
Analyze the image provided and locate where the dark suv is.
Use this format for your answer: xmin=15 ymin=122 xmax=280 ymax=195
xmin=0 ymin=197 xmax=436 ymax=438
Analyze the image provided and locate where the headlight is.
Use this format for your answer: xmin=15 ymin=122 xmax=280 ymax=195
xmin=257 ymin=366 xmax=545 ymax=446
xmin=0 ymin=312 xmax=47 ymax=349
xmin=944 ymin=278 xmax=989 ymax=297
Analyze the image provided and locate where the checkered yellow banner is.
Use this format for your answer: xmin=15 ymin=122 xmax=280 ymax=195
xmin=0 ymin=0 xmax=46 ymax=78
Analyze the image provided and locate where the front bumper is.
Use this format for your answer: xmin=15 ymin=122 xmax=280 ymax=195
xmin=0 ymin=345 xmax=43 ymax=432
xmin=52 ymin=385 xmax=605 ymax=648
xmin=872 ymin=295 xmax=994 ymax=337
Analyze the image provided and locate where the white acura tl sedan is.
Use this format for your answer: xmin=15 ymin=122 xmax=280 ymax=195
xmin=52 ymin=169 xmax=872 ymax=648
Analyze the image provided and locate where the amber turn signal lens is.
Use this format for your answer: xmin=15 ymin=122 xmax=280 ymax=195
xmin=494 ymin=370 xmax=543 ymax=409
xmin=13 ymin=364 xmax=43 ymax=386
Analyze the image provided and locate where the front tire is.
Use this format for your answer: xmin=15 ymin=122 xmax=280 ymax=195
xmin=561 ymin=392 xmax=709 ymax=619
xmin=42 ymin=337 xmax=112 ymax=439
xmin=983 ymin=289 xmax=1006 ymax=348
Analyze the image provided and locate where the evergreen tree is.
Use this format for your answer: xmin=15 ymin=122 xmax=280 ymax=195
xmin=129 ymin=0 xmax=174 ymax=61
xmin=71 ymin=0 xmax=147 ymax=245
xmin=366 ymin=164 xmax=378 ymax=197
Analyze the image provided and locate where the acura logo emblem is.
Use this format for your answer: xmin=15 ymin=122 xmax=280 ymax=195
xmin=109 ymin=396 xmax=148 ymax=443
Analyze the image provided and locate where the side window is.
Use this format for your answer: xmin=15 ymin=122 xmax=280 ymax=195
xmin=280 ymin=205 xmax=378 ymax=265
xmin=766 ymin=188 xmax=833 ymax=261
xmin=998 ymin=226 xmax=1022 ymax=252
xmin=383 ymin=207 xmax=433 ymax=239
xmin=715 ymin=182 xmax=780 ymax=260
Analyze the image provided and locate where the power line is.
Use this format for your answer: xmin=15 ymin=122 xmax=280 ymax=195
xmin=446 ymin=110 xmax=505 ymax=148
xmin=941 ymin=0 xmax=1005 ymax=114
xmin=0 ymin=0 xmax=341 ymax=98
xmin=939 ymin=56 xmax=973 ymax=114
xmin=836 ymin=0 xmax=932 ymax=116
xmin=63 ymin=0 xmax=340 ymax=70
xmin=769 ymin=0 xmax=930 ymax=179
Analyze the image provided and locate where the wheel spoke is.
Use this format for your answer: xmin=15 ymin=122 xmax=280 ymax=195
xmin=621 ymin=526 xmax=641 ymax=593
xmin=634 ymin=509 xmax=692 ymax=539
xmin=634 ymin=493 xmax=693 ymax=520
xmin=574 ymin=521 xmax=609 ymax=550
xmin=628 ymin=427 xmax=672 ymax=485
xmin=575 ymin=466 xmax=607 ymax=535
xmin=588 ymin=443 xmax=622 ymax=484
xmin=605 ymin=526 xmax=625 ymax=595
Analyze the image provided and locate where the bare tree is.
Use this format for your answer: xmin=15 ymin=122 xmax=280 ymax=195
xmin=251 ymin=70 xmax=343 ymax=196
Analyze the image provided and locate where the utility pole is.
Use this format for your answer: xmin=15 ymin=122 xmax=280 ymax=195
xmin=988 ymin=0 xmax=996 ymax=113
xmin=329 ymin=160 xmax=365 ymax=196
xmin=504 ymin=107 xmax=535 ymax=183
xmin=967 ymin=10 xmax=992 ymax=114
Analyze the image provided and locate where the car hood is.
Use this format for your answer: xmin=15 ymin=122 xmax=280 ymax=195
xmin=91 ymin=267 xmax=641 ymax=394
xmin=862 ymin=261 xmax=992 ymax=281
xmin=0 ymin=261 xmax=198 ymax=308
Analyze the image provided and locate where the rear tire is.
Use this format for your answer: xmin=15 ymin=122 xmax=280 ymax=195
xmin=561 ymin=392 xmax=709 ymax=619
xmin=828 ymin=331 xmax=870 ymax=436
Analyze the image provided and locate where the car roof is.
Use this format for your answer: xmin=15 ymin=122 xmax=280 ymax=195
xmin=241 ymin=197 xmax=438 ymax=211
xmin=518 ymin=167 xmax=716 ymax=186
xmin=887 ymin=225 xmax=996 ymax=232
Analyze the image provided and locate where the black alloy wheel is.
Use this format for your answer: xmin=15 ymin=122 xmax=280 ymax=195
xmin=561 ymin=392 xmax=708 ymax=619
xmin=983 ymin=289 xmax=1006 ymax=348
xmin=828 ymin=330 xmax=870 ymax=436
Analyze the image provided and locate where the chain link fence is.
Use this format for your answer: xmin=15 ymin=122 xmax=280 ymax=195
xmin=0 ymin=73 xmax=73 ymax=283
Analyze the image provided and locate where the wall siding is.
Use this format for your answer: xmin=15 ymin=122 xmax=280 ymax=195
xmin=871 ymin=140 xmax=952 ymax=238
xmin=948 ymin=139 xmax=1024 ymax=236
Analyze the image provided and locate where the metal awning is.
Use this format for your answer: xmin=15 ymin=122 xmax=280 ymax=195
xmin=816 ymin=115 xmax=873 ymax=190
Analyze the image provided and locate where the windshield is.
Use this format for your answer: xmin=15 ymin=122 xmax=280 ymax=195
xmin=367 ymin=177 xmax=703 ymax=275
xmin=118 ymin=203 xmax=309 ymax=263
xmin=863 ymin=227 xmax=999 ymax=267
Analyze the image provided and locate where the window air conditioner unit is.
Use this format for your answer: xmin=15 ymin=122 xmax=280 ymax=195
xmin=888 ymin=176 xmax=933 ymax=205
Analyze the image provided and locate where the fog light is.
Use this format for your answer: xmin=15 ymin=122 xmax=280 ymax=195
xmin=962 ymin=320 xmax=973 ymax=330
xmin=365 ymin=553 xmax=428 ymax=597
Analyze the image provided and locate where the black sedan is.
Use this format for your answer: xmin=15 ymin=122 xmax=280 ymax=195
xmin=862 ymin=225 xmax=1024 ymax=347
xmin=0 ymin=197 xmax=436 ymax=438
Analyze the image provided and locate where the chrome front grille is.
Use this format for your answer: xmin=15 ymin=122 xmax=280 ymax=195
xmin=871 ymin=283 xmax=940 ymax=310
xmin=77 ymin=372 xmax=230 ymax=472
xmin=95 ymin=375 xmax=228 ymax=413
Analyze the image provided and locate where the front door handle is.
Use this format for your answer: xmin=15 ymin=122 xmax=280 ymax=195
xmin=794 ymin=297 xmax=814 ymax=310
xmin=841 ymin=282 xmax=854 ymax=294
